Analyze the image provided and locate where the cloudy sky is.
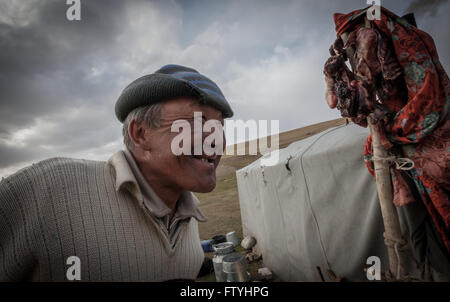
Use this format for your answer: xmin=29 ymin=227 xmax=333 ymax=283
xmin=0 ymin=0 xmax=449 ymax=177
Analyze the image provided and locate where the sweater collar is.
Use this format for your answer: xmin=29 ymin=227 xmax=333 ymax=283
xmin=107 ymin=149 xmax=207 ymax=223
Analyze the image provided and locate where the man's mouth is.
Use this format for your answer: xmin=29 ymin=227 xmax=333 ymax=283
xmin=190 ymin=154 xmax=216 ymax=169
xmin=192 ymin=155 xmax=215 ymax=164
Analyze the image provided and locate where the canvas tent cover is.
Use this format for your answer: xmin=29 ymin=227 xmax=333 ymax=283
xmin=236 ymin=123 xmax=390 ymax=281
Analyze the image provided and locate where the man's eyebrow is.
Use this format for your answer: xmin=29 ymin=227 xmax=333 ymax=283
xmin=188 ymin=100 xmax=203 ymax=108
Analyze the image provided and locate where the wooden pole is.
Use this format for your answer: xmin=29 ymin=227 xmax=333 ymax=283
xmin=340 ymin=19 xmax=406 ymax=279
xmin=368 ymin=120 xmax=405 ymax=279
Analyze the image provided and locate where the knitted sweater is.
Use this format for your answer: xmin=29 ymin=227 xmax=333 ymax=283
xmin=0 ymin=152 xmax=205 ymax=281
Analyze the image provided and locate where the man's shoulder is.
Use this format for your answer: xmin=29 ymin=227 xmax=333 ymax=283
xmin=1 ymin=157 xmax=109 ymax=187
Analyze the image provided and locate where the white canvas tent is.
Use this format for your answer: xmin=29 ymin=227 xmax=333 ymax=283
xmin=236 ymin=123 xmax=391 ymax=281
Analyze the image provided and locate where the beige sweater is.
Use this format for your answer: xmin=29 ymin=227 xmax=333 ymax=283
xmin=0 ymin=151 xmax=205 ymax=281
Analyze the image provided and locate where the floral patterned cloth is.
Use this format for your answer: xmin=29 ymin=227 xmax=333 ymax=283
xmin=334 ymin=7 xmax=450 ymax=252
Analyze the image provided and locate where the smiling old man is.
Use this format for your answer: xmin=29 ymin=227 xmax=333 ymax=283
xmin=0 ymin=64 xmax=233 ymax=281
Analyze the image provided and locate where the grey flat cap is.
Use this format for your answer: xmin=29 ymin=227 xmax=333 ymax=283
xmin=115 ymin=64 xmax=234 ymax=122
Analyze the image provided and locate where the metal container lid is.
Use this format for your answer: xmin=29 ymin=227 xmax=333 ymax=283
xmin=212 ymin=234 xmax=226 ymax=245
xmin=225 ymin=231 xmax=240 ymax=247
xmin=213 ymin=242 xmax=235 ymax=255
xmin=222 ymin=253 xmax=247 ymax=273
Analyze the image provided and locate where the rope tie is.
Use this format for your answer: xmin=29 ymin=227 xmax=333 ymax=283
xmin=369 ymin=155 xmax=415 ymax=171
xmin=383 ymin=232 xmax=408 ymax=279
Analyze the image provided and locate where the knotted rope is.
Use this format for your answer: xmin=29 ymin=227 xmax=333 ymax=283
xmin=383 ymin=232 xmax=409 ymax=279
xmin=369 ymin=155 xmax=415 ymax=171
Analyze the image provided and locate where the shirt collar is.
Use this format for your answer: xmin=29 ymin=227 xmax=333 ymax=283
xmin=108 ymin=150 xmax=143 ymax=201
xmin=175 ymin=190 xmax=207 ymax=222
xmin=108 ymin=149 xmax=207 ymax=222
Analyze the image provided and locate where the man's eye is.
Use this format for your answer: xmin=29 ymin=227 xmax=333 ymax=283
xmin=192 ymin=117 xmax=206 ymax=125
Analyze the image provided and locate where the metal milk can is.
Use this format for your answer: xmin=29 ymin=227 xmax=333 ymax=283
xmin=212 ymin=242 xmax=235 ymax=282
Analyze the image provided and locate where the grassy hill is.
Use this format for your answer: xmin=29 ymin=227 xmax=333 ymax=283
xmin=195 ymin=118 xmax=348 ymax=241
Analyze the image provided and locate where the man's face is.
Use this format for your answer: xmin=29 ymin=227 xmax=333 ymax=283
xmin=139 ymin=98 xmax=225 ymax=193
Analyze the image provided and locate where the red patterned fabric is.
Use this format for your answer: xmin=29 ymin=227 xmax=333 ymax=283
xmin=334 ymin=7 xmax=450 ymax=252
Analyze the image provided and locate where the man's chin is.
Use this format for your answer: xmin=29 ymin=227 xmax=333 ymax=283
xmin=190 ymin=178 xmax=217 ymax=193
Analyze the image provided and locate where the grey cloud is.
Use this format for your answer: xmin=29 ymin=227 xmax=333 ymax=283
xmin=0 ymin=143 xmax=42 ymax=167
xmin=404 ymin=0 xmax=449 ymax=17
xmin=0 ymin=0 xmax=127 ymax=134
xmin=0 ymin=0 xmax=159 ymax=172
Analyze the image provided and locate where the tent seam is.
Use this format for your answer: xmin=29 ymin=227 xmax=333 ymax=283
xmin=298 ymin=124 xmax=347 ymax=270
xmin=271 ymin=172 xmax=294 ymax=279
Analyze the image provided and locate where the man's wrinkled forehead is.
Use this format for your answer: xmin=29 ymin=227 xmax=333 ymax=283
xmin=161 ymin=98 xmax=224 ymax=122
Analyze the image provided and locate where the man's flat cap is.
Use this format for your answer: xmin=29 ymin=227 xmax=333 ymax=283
xmin=115 ymin=64 xmax=234 ymax=122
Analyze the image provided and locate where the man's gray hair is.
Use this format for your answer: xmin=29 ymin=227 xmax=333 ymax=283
xmin=122 ymin=103 xmax=163 ymax=150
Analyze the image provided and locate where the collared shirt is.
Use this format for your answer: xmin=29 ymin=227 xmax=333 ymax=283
xmin=109 ymin=148 xmax=207 ymax=243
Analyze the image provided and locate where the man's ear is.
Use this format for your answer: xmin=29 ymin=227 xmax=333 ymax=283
xmin=128 ymin=120 xmax=152 ymax=150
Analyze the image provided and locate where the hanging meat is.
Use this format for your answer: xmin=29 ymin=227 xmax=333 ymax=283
xmin=323 ymin=26 xmax=404 ymax=127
